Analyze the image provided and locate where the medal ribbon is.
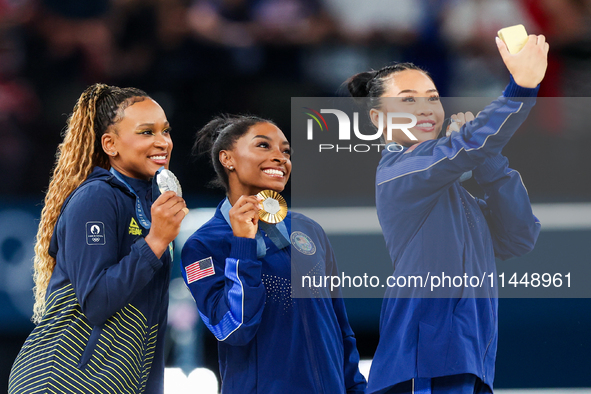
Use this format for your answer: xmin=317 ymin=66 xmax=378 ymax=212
xmin=259 ymin=222 xmax=290 ymax=251
xmin=221 ymin=198 xmax=290 ymax=258
xmin=110 ymin=168 xmax=151 ymax=229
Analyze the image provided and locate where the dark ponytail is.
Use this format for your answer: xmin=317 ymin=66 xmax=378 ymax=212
xmin=346 ymin=62 xmax=431 ymax=109
xmin=347 ymin=71 xmax=378 ymax=98
xmin=193 ymin=114 xmax=275 ymax=192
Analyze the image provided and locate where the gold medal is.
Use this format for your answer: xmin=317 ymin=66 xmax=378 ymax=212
xmin=257 ymin=190 xmax=288 ymax=224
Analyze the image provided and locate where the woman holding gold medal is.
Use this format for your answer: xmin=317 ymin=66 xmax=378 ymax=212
xmin=347 ymin=28 xmax=548 ymax=393
xmin=9 ymin=84 xmax=187 ymax=394
xmin=181 ymin=114 xmax=367 ymax=393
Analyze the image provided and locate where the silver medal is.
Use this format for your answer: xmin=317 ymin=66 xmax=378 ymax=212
xmin=156 ymin=169 xmax=183 ymax=197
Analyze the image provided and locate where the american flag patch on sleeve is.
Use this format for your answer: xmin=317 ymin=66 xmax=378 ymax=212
xmin=185 ymin=257 xmax=215 ymax=284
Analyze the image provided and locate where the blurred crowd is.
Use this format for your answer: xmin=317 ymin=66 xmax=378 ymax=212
xmin=1 ymin=0 xmax=591 ymax=199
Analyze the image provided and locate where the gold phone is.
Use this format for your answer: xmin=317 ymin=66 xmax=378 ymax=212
xmin=498 ymin=24 xmax=529 ymax=54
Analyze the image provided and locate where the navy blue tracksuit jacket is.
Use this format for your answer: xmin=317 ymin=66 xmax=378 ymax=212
xmin=9 ymin=167 xmax=171 ymax=394
xmin=368 ymin=78 xmax=541 ymax=393
xmin=181 ymin=202 xmax=367 ymax=393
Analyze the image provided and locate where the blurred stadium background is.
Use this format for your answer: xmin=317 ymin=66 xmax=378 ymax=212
xmin=1 ymin=0 xmax=591 ymax=392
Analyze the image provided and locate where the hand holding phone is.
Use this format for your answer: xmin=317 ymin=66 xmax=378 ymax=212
xmin=498 ymin=24 xmax=528 ymax=54
xmin=495 ymin=24 xmax=549 ymax=88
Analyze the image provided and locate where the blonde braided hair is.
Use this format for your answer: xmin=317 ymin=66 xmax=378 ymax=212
xmin=32 ymin=83 xmax=149 ymax=323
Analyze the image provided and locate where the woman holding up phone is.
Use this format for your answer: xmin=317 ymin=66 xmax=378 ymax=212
xmin=347 ymin=35 xmax=549 ymax=393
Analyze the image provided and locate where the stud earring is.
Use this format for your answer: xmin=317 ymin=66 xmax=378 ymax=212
xmin=229 ymin=166 xmax=234 ymax=170
xmin=110 ymin=152 xmax=116 ymax=156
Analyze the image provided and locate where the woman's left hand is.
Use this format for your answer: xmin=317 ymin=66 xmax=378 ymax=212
xmin=447 ymin=111 xmax=476 ymax=136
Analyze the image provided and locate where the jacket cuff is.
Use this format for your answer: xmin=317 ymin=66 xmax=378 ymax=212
xmin=230 ymin=236 xmax=258 ymax=260
xmin=136 ymin=237 xmax=164 ymax=271
xmin=503 ymin=75 xmax=539 ymax=98
xmin=473 ymin=155 xmax=508 ymax=183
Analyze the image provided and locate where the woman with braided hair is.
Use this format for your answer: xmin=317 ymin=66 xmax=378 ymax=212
xmin=180 ymin=114 xmax=367 ymax=393
xmin=8 ymin=83 xmax=187 ymax=394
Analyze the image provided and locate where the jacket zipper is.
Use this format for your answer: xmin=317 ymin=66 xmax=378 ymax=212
xmin=289 ymin=248 xmax=324 ymax=392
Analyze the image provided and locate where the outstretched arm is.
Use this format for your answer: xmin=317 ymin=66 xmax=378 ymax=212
xmin=377 ymin=34 xmax=549 ymax=211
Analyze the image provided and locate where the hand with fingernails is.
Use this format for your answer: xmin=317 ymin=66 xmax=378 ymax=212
xmin=229 ymin=195 xmax=263 ymax=239
xmin=495 ymin=34 xmax=549 ymax=88
xmin=446 ymin=111 xmax=477 ymax=136
xmin=145 ymin=191 xmax=188 ymax=258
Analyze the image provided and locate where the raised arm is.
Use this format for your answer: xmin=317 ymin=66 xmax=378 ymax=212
xmin=55 ymin=183 xmax=179 ymax=326
xmin=377 ymin=33 xmax=548 ymax=209
xmin=377 ymin=83 xmax=537 ymax=211
xmin=181 ymin=196 xmax=266 ymax=346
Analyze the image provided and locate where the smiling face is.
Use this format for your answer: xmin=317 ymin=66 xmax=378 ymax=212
xmin=370 ymin=69 xmax=445 ymax=146
xmin=102 ymin=98 xmax=172 ymax=180
xmin=221 ymin=122 xmax=291 ymax=199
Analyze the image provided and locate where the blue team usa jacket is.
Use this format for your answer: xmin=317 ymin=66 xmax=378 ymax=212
xmin=368 ymin=78 xmax=541 ymax=393
xmin=9 ymin=167 xmax=171 ymax=394
xmin=181 ymin=201 xmax=367 ymax=393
